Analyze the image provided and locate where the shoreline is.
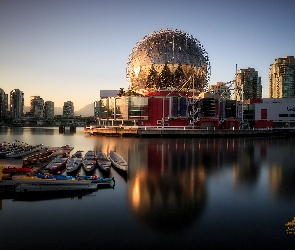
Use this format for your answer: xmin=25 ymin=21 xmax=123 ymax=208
xmin=84 ymin=127 xmax=295 ymax=137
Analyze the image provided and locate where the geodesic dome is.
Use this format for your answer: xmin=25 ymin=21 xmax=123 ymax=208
xmin=126 ymin=28 xmax=211 ymax=94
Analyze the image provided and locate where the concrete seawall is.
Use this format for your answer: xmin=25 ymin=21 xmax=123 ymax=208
xmin=84 ymin=127 xmax=295 ymax=138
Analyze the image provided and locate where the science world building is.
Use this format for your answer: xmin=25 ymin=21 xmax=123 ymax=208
xmin=96 ymin=29 xmax=240 ymax=129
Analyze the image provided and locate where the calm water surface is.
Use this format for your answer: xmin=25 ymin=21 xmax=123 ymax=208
xmin=0 ymin=127 xmax=295 ymax=249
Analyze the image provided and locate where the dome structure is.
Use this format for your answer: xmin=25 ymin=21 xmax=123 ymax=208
xmin=126 ymin=28 xmax=211 ymax=94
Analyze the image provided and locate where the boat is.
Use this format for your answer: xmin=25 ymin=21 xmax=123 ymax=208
xmin=76 ymin=175 xmax=115 ymax=186
xmin=1 ymin=173 xmax=11 ymax=179
xmin=96 ymin=151 xmax=111 ymax=173
xmin=84 ymin=150 xmax=95 ymax=160
xmin=81 ymin=159 xmax=96 ymax=173
xmin=35 ymin=173 xmax=72 ymax=180
xmin=2 ymin=166 xmax=32 ymax=174
xmin=23 ymin=150 xmax=54 ymax=166
xmin=109 ymin=150 xmax=128 ymax=171
xmin=35 ymin=173 xmax=114 ymax=185
xmin=66 ymin=151 xmax=83 ymax=174
xmin=82 ymin=150 xmax=96 ymax=173
xmin=89 ymin=177 xmax=114 ymax=186
xmin=43 ymin=152 xmax=69 ymax=174
xmin=66 ymin=155 xmax=79 ymax=173
xmin=5 ymin=144 xmax=44 ymax=158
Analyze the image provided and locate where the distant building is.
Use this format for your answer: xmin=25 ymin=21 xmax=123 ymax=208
xmin=30 ymin=96 xmax=44 ymax=119
xmin=253 ymin=98 xmax=295 ymax=128
xmin=45 ymin=101 xmax=54 ymax=119
xmin=208 ymin=82 xmax=231 ymax=99
xmin=0 ymin=88 xmax=8 ymax=118
xmin=63 ymin=101 xmax=74 ymax=118
xmin=96 ymin=93 xmax=240 ymax=129
xmin=235 ymin=67 xmax=262 ymax=101
xmin=94 ymin=101 xmax=100 ymax=118
xmin=10 ymin=89 xmax=24 ymax=118
xmin=100 ymin=90 xmax=119 ymax=98
xmin=269 ymin=56 xmax=295 ymax=98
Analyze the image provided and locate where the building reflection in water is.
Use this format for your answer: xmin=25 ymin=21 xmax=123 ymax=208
xmin=125 ymin=137 xmax=295 ymax=233
xmin=127 ymin=138 xmax=207 ymax=234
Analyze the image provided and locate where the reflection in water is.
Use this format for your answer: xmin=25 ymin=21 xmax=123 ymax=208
xmin=269 ymin=164 xmax=295 ymax=200
xmin=127 ymin=138 xmax=207 ymax=234
xmin=128 ymin=168 xmax=206 ymax=234
xmin=126 ymin=137 xmax=295 ymax=234
xmin=1 ymin=127 xmax=295 ymax=247
xmin=28 ymin=127 xmax=55 ymax=135
xmin=13 ymin=190 xmax=94 ymax=202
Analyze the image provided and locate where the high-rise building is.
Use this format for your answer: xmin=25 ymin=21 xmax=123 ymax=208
xmin=10 ymin=89 xmax=24 ymax=118
xmin=269 ymin=56 xmax=295 ymax=98
xmin=30 ymin=96 xmax=44 ymax=119
xmin=0 ymin=88 xmax=8 ymax=118
xmin=235 ymin=67 xmax=262 ymax=101
xmin=94 ymin=101 xmax=100 ymax=118
xmin=63 ymin=101 xmax=74 ymax=118
xmin=45 ymin=101 xmax=54 ymax=119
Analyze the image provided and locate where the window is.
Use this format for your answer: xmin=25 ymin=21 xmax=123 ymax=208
xmin=261 ymin=109 xmax=267 ymax=119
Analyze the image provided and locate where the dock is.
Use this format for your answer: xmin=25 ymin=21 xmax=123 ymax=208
xmin=0 ymin=180 xmax=17 ymax=192
xmin=0 ymin=177 xmax=115 ymax=193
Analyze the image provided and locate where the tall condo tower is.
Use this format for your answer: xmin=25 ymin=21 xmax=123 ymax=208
xmin=235 ymin=67 xmax=262 ymax=101
xmin=10 ymin=89 xmax=24 ymax=118
xmin=45 ymin=101 xmax=54 ymax=119
xmin=0 ymin=88 xmax=8 ymax=118
xmin=269 ymin=56 xmax=295 ymax=98
xmin=63 ymin=101 xmax=74 ymax=118
xmin=30 ymin=96 xmax=45 ymax=118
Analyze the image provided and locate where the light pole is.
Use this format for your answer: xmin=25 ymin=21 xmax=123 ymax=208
xmin=162 ymin=96 xmax=164 ymax=128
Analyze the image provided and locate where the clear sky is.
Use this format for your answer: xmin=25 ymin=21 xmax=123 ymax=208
xmin=1 ymin=0 xmax=294 ymax=111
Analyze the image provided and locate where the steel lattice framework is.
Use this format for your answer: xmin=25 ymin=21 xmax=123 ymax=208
xmin=126 ymin=29 xmax=211 ymax=94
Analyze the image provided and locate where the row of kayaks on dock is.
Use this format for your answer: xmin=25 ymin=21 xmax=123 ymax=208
xmin=65 ymin=149 xmax=128 ymax=175
xmin=1 ymin=149 xmax=128 ymax=178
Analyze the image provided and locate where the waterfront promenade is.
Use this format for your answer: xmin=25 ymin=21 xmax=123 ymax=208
xmin=84 ymin=126 xmax=295 ymax=137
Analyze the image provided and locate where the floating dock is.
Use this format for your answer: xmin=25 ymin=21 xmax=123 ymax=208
xmin=0 ymin=177 xmax=115 ymax=193
xmin=0 ymin=180 xmax=17 ymax=192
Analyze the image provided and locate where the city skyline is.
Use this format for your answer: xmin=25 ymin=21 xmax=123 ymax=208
xmin=1 ymin=0 xmax=295 ymax=110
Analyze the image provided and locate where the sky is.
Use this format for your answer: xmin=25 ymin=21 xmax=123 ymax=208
xmin=1 ymin=0 xmax=295 ymax=111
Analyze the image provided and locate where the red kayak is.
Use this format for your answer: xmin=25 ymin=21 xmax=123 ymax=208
xmin=2 ymin=166 xmax=32 ymax=173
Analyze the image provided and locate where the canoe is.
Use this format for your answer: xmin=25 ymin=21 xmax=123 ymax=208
xmin=35 ymin=173 xmax=114 ymax=185
xmin=84 ymin=150 xmax=95 ymax=160
xmin=91 ymin=177 xmax=114 ymax=185
xmin=2 ymin=166 xmax=32 ymax=173
xmin=77 ymin=175 xmax=115 ymax=185
xmin=35 ymin=173 xmax=73 ymax=180
xmin=12 ymin=176 xmax=95 ymax=186
xmin=96 ymin=151 xmax=111 ymax=173
xmin=5 ymin=144 xmax=44 ymax=158
xmin=1 ymin=173 xmax=11 ymax=179
xmin=109 ymin=150 xmax=128 ymax=171
xmin=81 ymin=159 xmax=96 ymax=173
xmin=66 ymin=150 xmax=83 ymax=174
xmin=44 ymin=152 xmax=69 ymax=174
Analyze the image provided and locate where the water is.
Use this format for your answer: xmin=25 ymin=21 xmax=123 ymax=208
xmin=0 ymin=127 xmax=295 ymax=249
